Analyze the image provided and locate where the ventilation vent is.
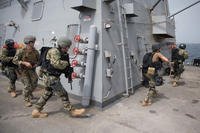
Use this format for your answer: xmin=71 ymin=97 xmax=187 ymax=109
xmin=0 ymin=0 xmax=11 ymax=9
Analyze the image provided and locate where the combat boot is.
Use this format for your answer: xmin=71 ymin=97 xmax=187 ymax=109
xmin=32 ymin=109 xmax=48 ymax=118
xmin=25 ymin=101 xmax=32 ymax=107
xmin=70 ymin=108 xmax=86 ymax=117
xmin=172 ymin=81 xmax=178 ymax=87
xmin=10 ymin=91 xmax=17 ymax=98
xmin=141 ymin=98 xmax=152 ymax=106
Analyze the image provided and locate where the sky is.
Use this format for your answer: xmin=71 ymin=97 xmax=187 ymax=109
xmin=168 ymin=0 xmax=200 ymax=43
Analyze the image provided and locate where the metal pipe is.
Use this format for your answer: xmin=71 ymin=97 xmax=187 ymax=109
xmin=74 ymin=24 xmax=81 ymax=48
xmin=168 ymin=0 xmax=200 ymax=18
xmin=117 ymin=0 xmax=129 ymax=96
xmin=150 ymin=0 xmax=163 ymax=12
xmin=81 ymin=25 xmax=97 ymax=107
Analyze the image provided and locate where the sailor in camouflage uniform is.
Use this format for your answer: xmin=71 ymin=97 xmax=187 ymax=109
xmin=13 ymin=35 xmax=39 ymax=107
xmin=32 ymin=36 xmax=85 ymax=118
xmin=171 ymin=43 xmax=188 ymax=87
xmin=0 ymin=39 xmax=18 ymax=98
xmin=142 ymin=44 xmax=169 ymax=106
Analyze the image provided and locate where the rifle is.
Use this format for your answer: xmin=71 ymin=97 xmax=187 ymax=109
xmin=64 ymin=66 xmax=74 ymax=90
xmin=70 ymin=83 xmax=73 ymax=90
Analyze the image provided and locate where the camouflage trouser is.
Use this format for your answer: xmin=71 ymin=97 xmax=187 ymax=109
xmin=5 ymin=67 xmax=17 ymax=92
xmin=21 ymin=69 xmax=38 ymax=102
xmin=144 ymin=72 xmax=156 ymax=88
xmin=173 ymin=63 xmax=184 ymax=83
xmin=35 ymin=74 xmax=73 ymax=112
xmin=144 ymin=72 xmax=158 ymax=101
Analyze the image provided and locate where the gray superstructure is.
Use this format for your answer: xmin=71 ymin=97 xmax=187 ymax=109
xmin=0 ymin=0 xmax=175 ymax=107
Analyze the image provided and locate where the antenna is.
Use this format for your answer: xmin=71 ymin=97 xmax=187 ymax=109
xmin=168 ymin=0 xmax=200 ymax=18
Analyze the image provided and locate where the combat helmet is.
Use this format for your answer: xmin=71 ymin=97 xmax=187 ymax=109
xmin=5 ymin=39 xmax=14 ymax=48
xmin=152 ymin=44 xmax=161 ymax=52
xmin=57 ymin=36 xmax=72 ymax=48
xmin=24 ymin=35 xmax=36 ymax=44
xmin=179 ymin=43 xmax=186 ymax=49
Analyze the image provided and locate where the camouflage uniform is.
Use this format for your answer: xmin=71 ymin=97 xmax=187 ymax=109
xmin=142 ymin=44 xmax=169 ymax=106
xmin=142 ymin=62 xmax=159 ymax=106
xmin=0 ymin=39 xmax=18 ymax=97
xmin=35 ymin=48 xmax=73 ymax=111
xmin=32 ymin=36 xmax=85 ymax=118
xmin=13 ymin=35 xmax=39 ymax=106
xmin=171 ymin=44 xmax=188 ymax=87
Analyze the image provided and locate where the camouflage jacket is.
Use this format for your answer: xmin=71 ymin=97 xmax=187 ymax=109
xmin=13 ymin=47 xmax=39 ymax=69
xmin=172 ymin=48 xmax=188 ymax=62
xmin=0 ymin=48 xmax=18 ymax=68
xmin=46 ymin=48 xmax=69 ymax=70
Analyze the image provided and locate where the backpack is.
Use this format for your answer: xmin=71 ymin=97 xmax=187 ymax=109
xmin=142 ymin=52 xmax=153 ymax=73
xmin=38 ymin=47 xmax=73 ymax=81
xmin=178 ymin=49 xmax=188 ymax=61
xmin=38 ymin=47 xmax=52 ymax=68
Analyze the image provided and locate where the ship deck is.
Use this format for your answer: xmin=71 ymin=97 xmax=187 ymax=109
xmin=0 ymin=66 xmax=200 ymax=133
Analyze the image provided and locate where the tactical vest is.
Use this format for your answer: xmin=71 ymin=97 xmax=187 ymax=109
xmin=44 ymin=49 xmax=70 ymax=77
xmin=171 ymin=48 xmax=180 ymax=61
xmin=21 ymin=48 xmax=39 ymax=69
xmin=172 ymin=48 xmax=188 ymax=62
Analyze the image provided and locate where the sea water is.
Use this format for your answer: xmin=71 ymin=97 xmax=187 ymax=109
xmin=185 ymin=43 xmax=200 ymax=65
